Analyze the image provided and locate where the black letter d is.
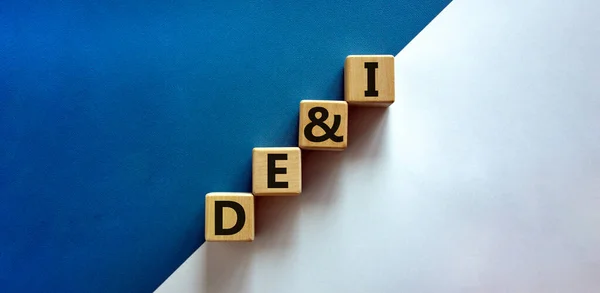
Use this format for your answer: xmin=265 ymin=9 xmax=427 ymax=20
xmin=215 ymin=201 xmax=246 ymax=235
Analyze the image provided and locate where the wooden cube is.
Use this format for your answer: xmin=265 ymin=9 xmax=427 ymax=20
xmin=344 ymin=55 xmax=395 ymax=107
xmin=205 ymin=192 xmax=254 ymax=242
xmin=298 ymin=100 xmax=348 ymax=150
xmin=252 ymin=147 xmax=301 ymax=196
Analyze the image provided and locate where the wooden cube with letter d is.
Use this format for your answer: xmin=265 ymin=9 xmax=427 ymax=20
xmin=205 ymin=192 xmax=254 ymax=242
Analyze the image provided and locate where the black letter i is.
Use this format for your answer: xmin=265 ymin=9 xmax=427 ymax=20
xmin=364 ymin=62 xmax=379 ymax=97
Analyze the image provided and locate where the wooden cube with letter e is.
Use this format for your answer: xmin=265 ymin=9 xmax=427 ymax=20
xmin=205 ymin=192 xmax=254 ymax=242
xmin=299 ymin=100 xmax=348 ymax=151
xmin=345 ymin=55 xmax=395 ymax=106
xmin=253 ymin=147 xmax=301 ymax=196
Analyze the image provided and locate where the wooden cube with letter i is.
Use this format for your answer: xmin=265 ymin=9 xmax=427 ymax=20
xmin=253 ymin=147 xmax=301 ymax=196
xmin=299 ymin=100 xmax=348 ymax=151
xmin=345 ymin=55 xmax=395 ymax=106
xmin=205 ymin=192 xmax=254 ymax=242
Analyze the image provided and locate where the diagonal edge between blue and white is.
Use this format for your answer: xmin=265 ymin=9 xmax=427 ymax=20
xmin=155 ymin=0 xmax=600 ymax=291
xmin=0 ymin=1 xmax=450 ymax=292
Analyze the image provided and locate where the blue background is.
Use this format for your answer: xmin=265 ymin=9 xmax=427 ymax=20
xmin=0 ymin=1 xmax=449 ymax=292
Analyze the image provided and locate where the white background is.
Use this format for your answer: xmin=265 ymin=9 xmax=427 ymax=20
xmin=156 ymin=0 xmax=600 ymax=292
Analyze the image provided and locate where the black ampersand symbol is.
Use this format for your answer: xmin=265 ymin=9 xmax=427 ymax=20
xmin=304 ymin=107 xmax=343 ymax=143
